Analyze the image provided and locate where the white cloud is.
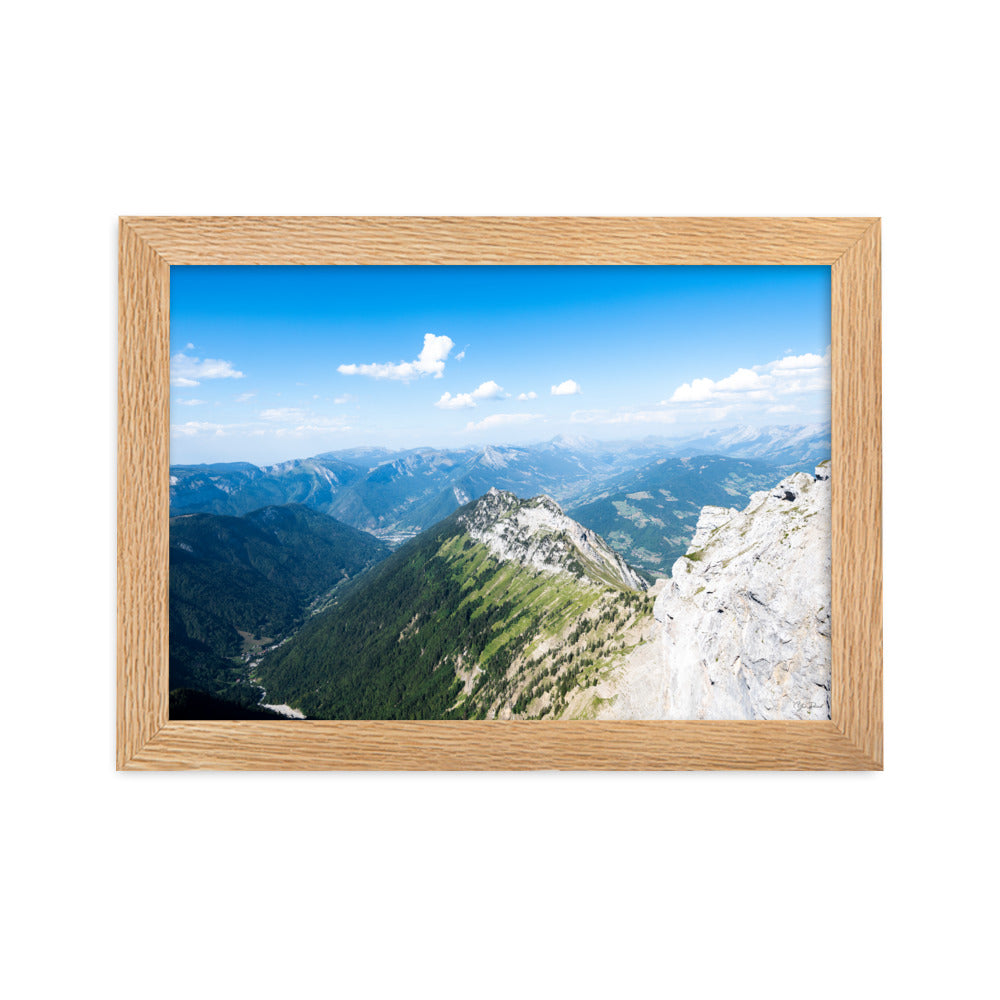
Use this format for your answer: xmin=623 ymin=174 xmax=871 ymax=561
xmin=668 ymin=377 xmax=716 ymax=403
xmin=260 ymin=407 xmax=306 ymax=421
xmin=455 ymin=350 xmax=466 ymax=361
xmin=667 ymin=348 xmax=830 ymax=406
xmin=170 ymin=352 xmax=244 ymax=387
xmin=517 ymin=391 xmax=538 ymax=401
xmin=235 ymin=392 xmax=255 ymax=403
xmin=435 ymin=381 xmax=507 ymax=410
xmin=176 ymin=398 xmax=205 ymax=406
xmin=471 ymin=380 xmax=507 ymax=400
xmin=172 ymin=409 xmax=352 ymax=442
xmin=435 ymin=391 xmax=476 ymax=410
xmin=333 ymin=394 xmax=355 ymax=404
xmin=771 ymin=352 xmax=826 ymax=373
xmin=465 ymin=412 xmax=542 ymax=432
xmin=185 ymin=342 xmax=195 ymax=350
xmin=275 ymin=418 xmax=352 ymax=437
xmin=715 ymin=367 xmax=767 ymax=392
xmin=337 ymin=333 xmax=454 ymax=381
xmin=767 ymin=404 xmax=798 ymax=414
xmin=171 ymin=421 xmax=230 ymax=437
xmin=551 ymin=379 xmax=581 ymax=396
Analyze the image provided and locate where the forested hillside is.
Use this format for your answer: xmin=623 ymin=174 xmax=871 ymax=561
xmin=569 ymin=455 xmax=782 ymax=574
xmin=255 ymin=493 xmax=653 ymax=720
xmin=169 ymin=504 xmax=389 ymax=711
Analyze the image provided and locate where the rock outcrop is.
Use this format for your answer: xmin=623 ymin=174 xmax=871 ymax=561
xmin=459 ymin=488 xmax=647 ymax=592
xmin=606 ymin=463 xmax=831 ymax=719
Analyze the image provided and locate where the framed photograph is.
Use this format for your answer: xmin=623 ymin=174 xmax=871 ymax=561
xmin=118 ymin=217 xmax=881 ymax=770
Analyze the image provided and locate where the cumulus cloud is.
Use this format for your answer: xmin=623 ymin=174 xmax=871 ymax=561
xmin=517 ymin=391 xmax=538 ymax=401
xmin=435 ymin=381 xmax=508 ymax=410
xmin=338 ymin=333 xmax=454 ymax=381
xmin=465 ymin=412 xmax=542 ymax=432
xmin=669 ymin=378 xmax=715 ymax=403
xmin=551 ymin=379 xmax=581 ymax=396
xmin=235 ymin=392 xmax=255 ymax=403
xmin=667 ymin=348 xmax=830 ymax=406
xmin=471 ymin=380 xmax=506 ymax=400
xmin=435 ymin=392 xmax=476 ymax=410
xmin=716 ymin=368 xmax=768 ymax=392
xmin=771 ymin=352 xmax=826 ymax=373
xmin=170 ymin=352 xmax=244 ymax=387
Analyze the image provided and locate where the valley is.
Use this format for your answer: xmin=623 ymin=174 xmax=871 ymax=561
xmin=167 ymin=425 xmax=832 ymax=721
xmin=168 ymin=503 xmax=389 ymax=716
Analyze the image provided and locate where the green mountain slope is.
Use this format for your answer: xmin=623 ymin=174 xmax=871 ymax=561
xmin=255 ymin=493 xmax=654 ymax=720
xmin=169 ymin=504 xmax=390 ymax=710
xmin=569 ymin=455 xmax=782 ymax=575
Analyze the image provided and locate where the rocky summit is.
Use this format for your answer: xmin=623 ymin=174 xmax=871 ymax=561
xmin=459 ymin=488 xmax=647 ymax=592
xmin=606 ymin=462 xmax=831 ymax=719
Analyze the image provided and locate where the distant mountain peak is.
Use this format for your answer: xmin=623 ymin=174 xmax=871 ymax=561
xmin=479 ymin=445 xmax=513 ymax=470
xmin=461 ymin=491 xmax=645 ymax=591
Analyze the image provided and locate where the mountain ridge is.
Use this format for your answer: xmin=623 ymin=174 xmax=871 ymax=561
xmin=169 ymin=425 xmax=830 ymax=546
xmin=254 ymin=490 xmax=651 ymax=720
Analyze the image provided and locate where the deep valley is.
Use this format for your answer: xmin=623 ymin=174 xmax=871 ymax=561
xmin=168 ymin=424 xmax=833 ymax=721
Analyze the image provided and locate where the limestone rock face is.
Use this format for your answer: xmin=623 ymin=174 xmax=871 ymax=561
xmin=459 ymin=488 xmax=647 ymax=592
xmin=608 ymin=465 xmax=831 ymax=719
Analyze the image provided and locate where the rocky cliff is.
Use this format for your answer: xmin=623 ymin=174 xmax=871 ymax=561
xmin=459 ymin=487 xmax=647 ymax=591
xmin=605 ymin=462 xmax=831 ymax=719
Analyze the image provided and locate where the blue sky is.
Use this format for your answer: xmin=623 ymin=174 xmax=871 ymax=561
xmin=170 ymin=265 xmax=830 ymax=465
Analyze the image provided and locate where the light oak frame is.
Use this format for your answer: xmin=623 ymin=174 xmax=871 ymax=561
xmin=117 ymin=217 xmax=882 ymax=770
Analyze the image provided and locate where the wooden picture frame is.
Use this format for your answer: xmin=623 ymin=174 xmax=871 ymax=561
xmin=117 ymin=217 xmax=881 ymax=770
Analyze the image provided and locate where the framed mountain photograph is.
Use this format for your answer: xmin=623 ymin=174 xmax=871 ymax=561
xmin=117 ymin=217 xmax=881 ymax=770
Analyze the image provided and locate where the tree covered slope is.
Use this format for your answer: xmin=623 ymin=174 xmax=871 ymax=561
xmin=255 ymin=492 xmax=654 ymax=720
xmin=569 ymin=455 xmax=783 ymax=575
xmin=169 ymin=504 xmax=389 ymax=710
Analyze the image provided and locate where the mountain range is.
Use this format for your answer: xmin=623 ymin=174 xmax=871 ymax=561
xmin=169 ymin=424 xmax=830 ymax=544
xmin=662 ymin=423 xmax=832 ymax=468
xmin=168 ymin=423 xmax=832 ymax=720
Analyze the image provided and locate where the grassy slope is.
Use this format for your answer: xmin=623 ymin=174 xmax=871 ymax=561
xmin=255 ymin=509 xmax=654 ymax=720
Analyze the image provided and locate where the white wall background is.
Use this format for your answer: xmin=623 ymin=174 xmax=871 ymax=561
xmin=4 ymin=3 xmax=996 ymax=998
